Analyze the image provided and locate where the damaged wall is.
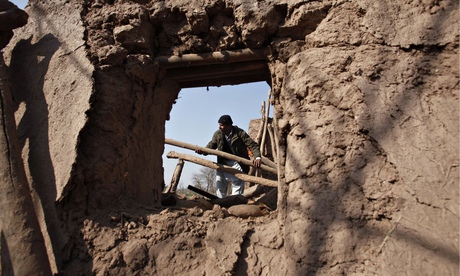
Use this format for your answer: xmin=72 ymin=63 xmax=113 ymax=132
xmin=2 ymin=0 xmax=458 ymax=275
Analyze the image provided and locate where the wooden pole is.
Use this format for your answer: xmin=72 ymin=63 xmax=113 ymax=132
xmin=267 ymin=123 xmax=278 ymax=164
xmin=259 ymin=89 xmax=272 ymax=156
xmin=254 ymin=105 xmax=265 ymax=178
xmin=166 ymin=151 xmax=278 ymax=187
xmin=272 ymin=114 xmax=283 ymax=180
xmin=155 ymin=48 xmax=270 ymax=68
xmin=164 ymin=138 xmax=278 ymax=175
xmin=165 ymin=159 xmax=184 ymax=193
xmin=256 ymin=101 xmax=265 ymax=145
xmin=261 ymin=154 xmax=277 ymax=169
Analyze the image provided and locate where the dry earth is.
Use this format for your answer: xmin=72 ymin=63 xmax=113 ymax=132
xmin=0 ymin=0 xmax=458 ymax=275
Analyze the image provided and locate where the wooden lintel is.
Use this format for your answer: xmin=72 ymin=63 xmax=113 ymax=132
xmin=165 ymin=60 xmax=268 ymax=81
xmin=173 ymin=70 xmax=269 ymax=87
xmin=178 ymin=74 xmax=269 ymax=88
xmin=155 ymin=48 xmax=270 ymax=69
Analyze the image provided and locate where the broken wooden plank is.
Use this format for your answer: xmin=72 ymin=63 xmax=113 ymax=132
xmin=165 ymin=138 xmax=278 ymax=175
xmin=165 ymin=159 xmax=184 ymax=193
xmin=166 ymin=151 xmax=278 ymax=187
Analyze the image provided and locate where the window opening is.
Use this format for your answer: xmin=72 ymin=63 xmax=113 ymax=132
xmin=163 ymin=81 xmax=276 ymax=210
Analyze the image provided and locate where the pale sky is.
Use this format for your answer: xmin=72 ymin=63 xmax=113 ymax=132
xmin=8 ymin=0 xmax=272 ymax=189
xmin=11 ymin=0 xmax=27 ymax=9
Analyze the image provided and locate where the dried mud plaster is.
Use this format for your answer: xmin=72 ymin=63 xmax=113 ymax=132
xmin=1 ymin=0 xmax=458 ymax=275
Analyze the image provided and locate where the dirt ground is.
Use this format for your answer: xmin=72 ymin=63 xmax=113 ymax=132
xmin=60 ymin=190 xmax=281 ymax=275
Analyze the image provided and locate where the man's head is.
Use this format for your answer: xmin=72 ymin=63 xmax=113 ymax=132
xmin=218 ymin=115 xmax=233 ymax=125
xmin=218 ymin=115 xmax=233 ymax=135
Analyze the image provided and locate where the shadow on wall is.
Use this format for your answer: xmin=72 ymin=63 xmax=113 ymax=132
xmin=283 ymin=1 xmax=459 ymax=274
xmin=0 ymin=231 xmax=13 ymax=275
xmin=7 ymin=3 xmax=97 ymax=272
xmin=8 ymin=33 xmax=65 ymax=269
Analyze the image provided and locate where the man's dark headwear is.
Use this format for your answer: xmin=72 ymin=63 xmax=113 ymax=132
xmin=218 ymin=115 xmax=233 ymax=125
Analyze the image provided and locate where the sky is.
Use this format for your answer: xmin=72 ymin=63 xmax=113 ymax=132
xmin=11 ymin=0 xmax=27 ymax=9
xmin=9 ymin=0 xmax=272 ymax=189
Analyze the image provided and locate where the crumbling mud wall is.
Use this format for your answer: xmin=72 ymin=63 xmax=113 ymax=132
xmin=2 ymin=0 xmax=458 ymax=275
xmin=275 ymin=46 xmax=459 ymax=274
xmin=271 ymin=2 xmax=459 ymax=273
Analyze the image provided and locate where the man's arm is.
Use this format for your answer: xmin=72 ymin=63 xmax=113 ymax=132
xmin=240 ymin=130 xmax=261 ymax=168
xmin=195 ymin=130 xmax=219 ymax=155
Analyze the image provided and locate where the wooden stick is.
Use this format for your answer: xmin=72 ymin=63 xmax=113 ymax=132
xmin=187 ymin=185 xmax=218 ymax=200
xmin=165 ymin=159 xmax=184 ymax=193
xmin=256 ymin=101 xmax=265 ymax=145
xmin=254 ymin=106 xmax=265 ymax=178
xmin=267 ymin=124 xmax=277 ymax=164
xmin=259 ymin=89 xmax=271 ymax=156
xmin=261 ymin=154 xmax=277 ymax=169
xmin=166 ymin=151 xmax=278 ymax=187
xmin=272 ymin=115 xmax=283 ymax=178
xmin=165 ymin=138 xmax=278 ymax=175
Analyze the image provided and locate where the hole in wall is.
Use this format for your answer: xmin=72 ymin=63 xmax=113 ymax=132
xmin=163 ymin=81 xmax=272 ymax=194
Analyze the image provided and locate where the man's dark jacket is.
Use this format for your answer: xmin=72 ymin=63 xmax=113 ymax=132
xmin=205 ymin=126 xmax=261 ymax=173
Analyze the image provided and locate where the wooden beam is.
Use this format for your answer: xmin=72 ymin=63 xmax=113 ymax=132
xmin=267 ymin=124 xmax=278 ymax=164
xmin=166 ymin=151 xmax=278 ymax=187
xmin=165 ymin=60 xmax=268 ymax=81
xmin=165 ymin=138 xmax=278 ymax=175
xmin=164 ymin=159 xmax=184 ymax=193
xmin=178 ymin=73 xmax=269 ymax=88
xmin=155 ymin=48 xmax=270 ymax=68
xmin=165 ymin=60 xmax=270 ymax=88
xmin=261 ymin=155 xmax=277 ymax=169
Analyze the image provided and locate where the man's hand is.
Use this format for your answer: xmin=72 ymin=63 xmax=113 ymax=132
xmin=195 ymin=149 xmax=207 ymax=155
xmin=253 ymin=158 xmax=261 ymax=168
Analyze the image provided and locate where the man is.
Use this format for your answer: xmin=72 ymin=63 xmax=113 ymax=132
xmin=195 ymin=115 xmax=261 ymax=198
